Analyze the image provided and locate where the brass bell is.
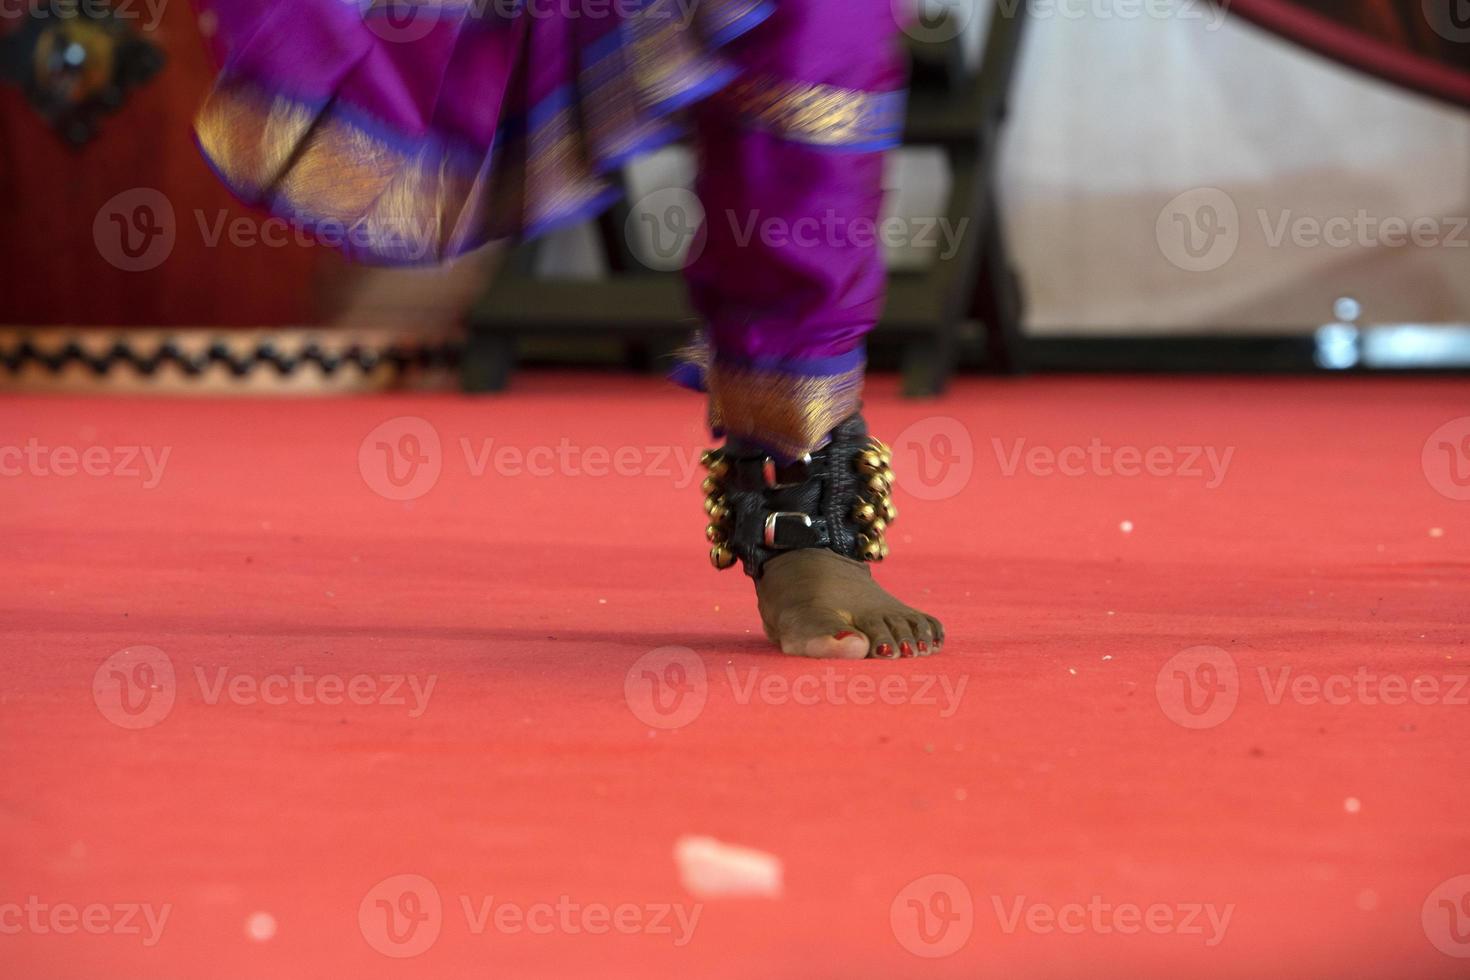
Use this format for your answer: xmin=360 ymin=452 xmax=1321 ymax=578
xmin=852 ymin=500 xmax=878 ymax=524
xmin=710 ymin=544 xmax=736 ymax=569
xmin=708 ymin=459 xmax=729 ymax=480
xmin=706 ymin=500 xmax=729 ymax=522
xmin=866 ymin=473 xmax=891 ymax=496
xmin=869 ymin=518 xmax=887 ymax=536
xmin=855 ymin=451 xmax=884 ymax=475
xmin=878 ymin=540 xmax=890 ymax=559
xmin=705 ymin=523 xmax=727 ymax=543
xmin=857 ymin=534 xmax=883 ymax=562
xmin=883 ymin=499 xmax=898 ymax=523
xmin=699 ymin=450 xmax=718 ymax=468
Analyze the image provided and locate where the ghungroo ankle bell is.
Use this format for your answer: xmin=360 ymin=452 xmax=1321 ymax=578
xmin=698 ymin=415 xmax=897 ymax=577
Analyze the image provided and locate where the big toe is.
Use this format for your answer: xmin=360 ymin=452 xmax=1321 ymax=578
xmin=775 ymin=607 xmax=868 ymax=660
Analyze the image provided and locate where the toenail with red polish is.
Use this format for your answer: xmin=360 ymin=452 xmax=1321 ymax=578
xmin=876 ymin=643 xmax=893 ymax=658
xmin=918 ymin=641 xmax=929 ymax=653
xmin=900 ymin=642 xmax=914 ymax=657
xmin=834 ymin=631 xmax=856 ymax=640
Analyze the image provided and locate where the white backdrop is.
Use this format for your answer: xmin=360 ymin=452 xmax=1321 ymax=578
xmin=543 ymin=0 xmax=1470 ymax=335
xmin=992 ymin=0 xmax=1470 ymax=334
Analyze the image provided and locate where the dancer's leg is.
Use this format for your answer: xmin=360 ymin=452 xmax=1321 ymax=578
xmin=682 ymin=2 xmax=943 ymax=660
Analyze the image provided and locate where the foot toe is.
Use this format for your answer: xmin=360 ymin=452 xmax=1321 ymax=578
xmin=860 ymin=617 xmax=898 ymax=659
xmin=925 ymin=615 xmax=946 ymax=649
xmin=886 ymin=616 xmax=919 ymax=658
xmin=911 ymin=617 xmax=937 ymax=656
xmin=776 ymin=608 xmax=868 ymax=660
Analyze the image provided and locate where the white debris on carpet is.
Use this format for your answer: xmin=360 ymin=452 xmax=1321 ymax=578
xmin=675 ymin=835 xmax=783 ymax=898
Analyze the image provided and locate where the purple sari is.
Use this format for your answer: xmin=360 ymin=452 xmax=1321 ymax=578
xmin=195 ymin=0 xmax=907 ymax=460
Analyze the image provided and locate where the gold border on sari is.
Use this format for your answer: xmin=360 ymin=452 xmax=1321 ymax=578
xmin=717 ymin=75 xmax=904 ymax=148
xmin=706 ymin=356 xmax=866 ymax=461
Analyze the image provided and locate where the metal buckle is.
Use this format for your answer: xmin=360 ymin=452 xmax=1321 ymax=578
xmin=762 ymin=453 xmax=813 ymax=489
xmin=763 ymin=512 xmax=812 ymax=548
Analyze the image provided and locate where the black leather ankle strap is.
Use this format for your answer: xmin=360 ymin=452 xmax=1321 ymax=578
xmin=700 ymin=414 xmax=897 ymax=578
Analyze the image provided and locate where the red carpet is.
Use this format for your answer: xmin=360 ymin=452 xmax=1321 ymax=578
xmin=2 ymin=374 xmax=1467 ymax=978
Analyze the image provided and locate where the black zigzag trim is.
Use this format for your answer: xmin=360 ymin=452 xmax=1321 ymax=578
xmin=0 ymin=336 xmax=463 ymax=378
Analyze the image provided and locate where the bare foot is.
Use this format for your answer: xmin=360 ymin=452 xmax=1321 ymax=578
xmin=754 ymin=549 xmax=944 ymax=660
